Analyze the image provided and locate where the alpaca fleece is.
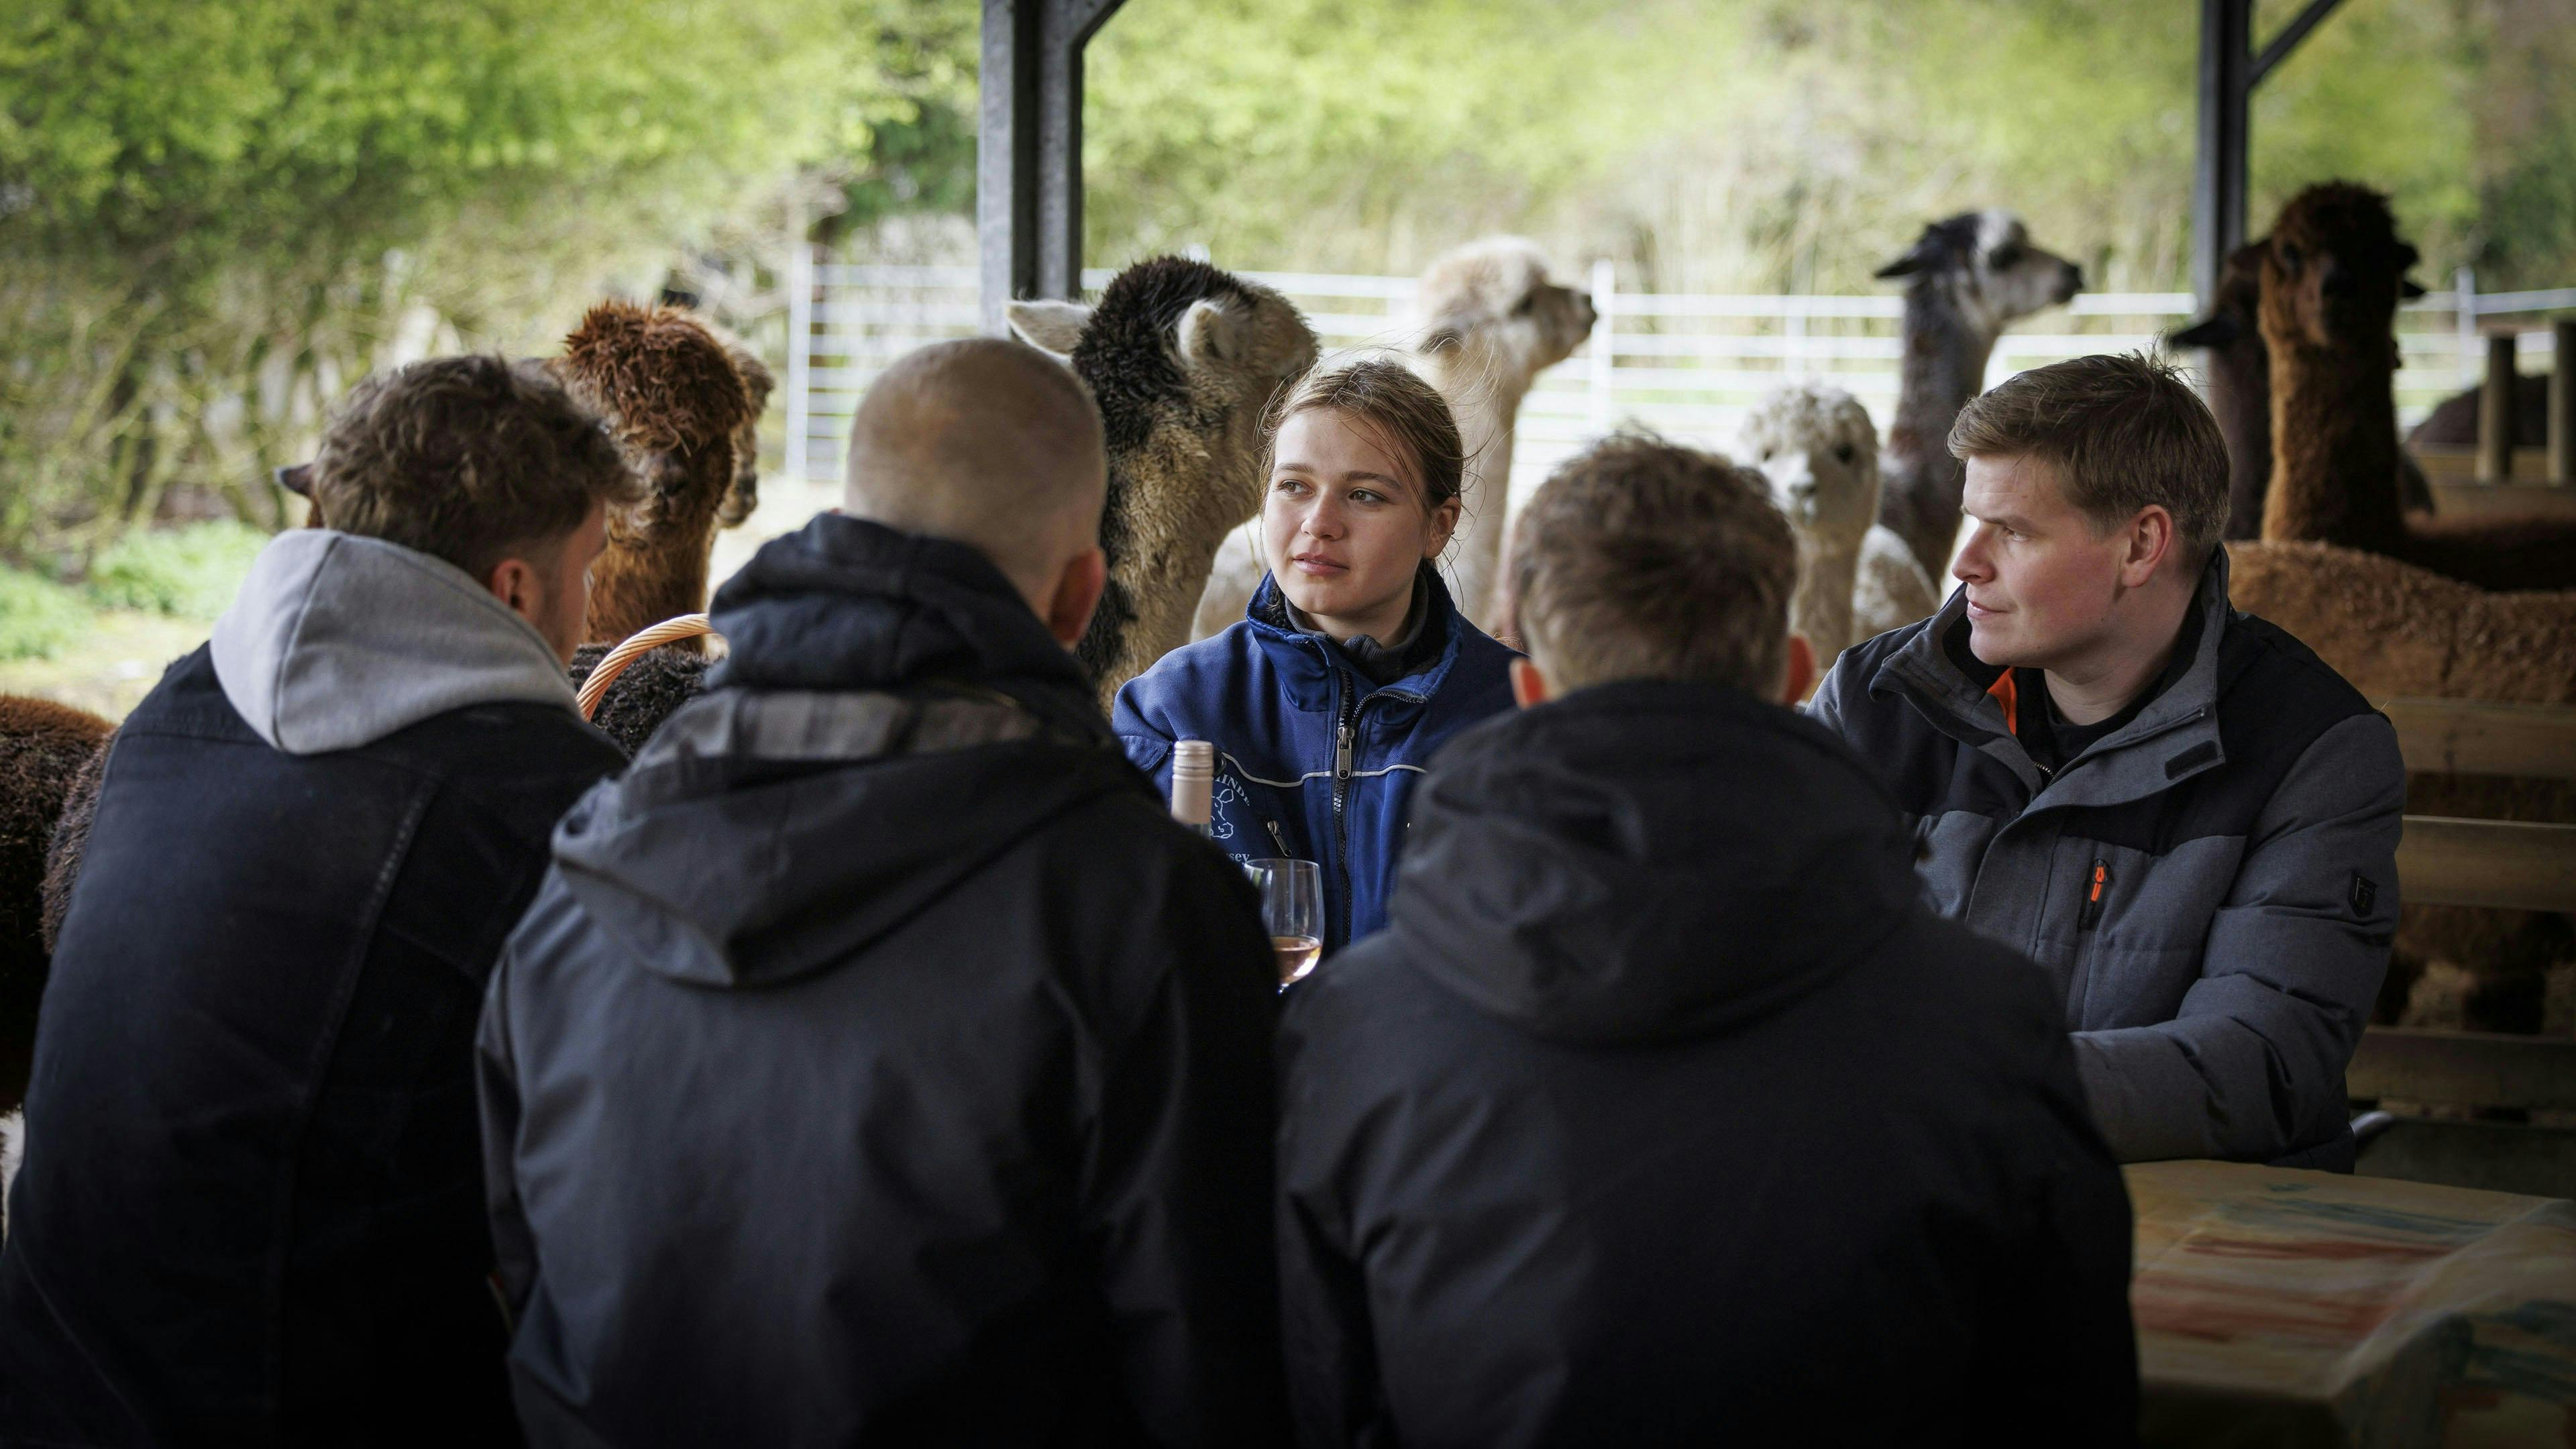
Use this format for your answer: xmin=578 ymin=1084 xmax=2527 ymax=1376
xmin=552 ymin=302 xmax=757 ymax=651
xmin=568 ymin=644 xmax=712 ymax=758
xmin=712 ymin=330 xmax=775 ymax=529
xmin=2226 ymin=538 xmax=2576 ymax=1030
xmin=1410 ymin=237 xmax=1594 ymax=633
xmin=1 ymin=697 xmax=113 ymax=1110
xmin=1739 ymin=382 xmax=1939 ymax=660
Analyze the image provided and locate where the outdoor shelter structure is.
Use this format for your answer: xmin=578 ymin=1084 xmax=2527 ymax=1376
xmin=2194 ymin=0 xmax=2348 ymax=304
xmin=974 ymin=0 xmax=2350 ymax=325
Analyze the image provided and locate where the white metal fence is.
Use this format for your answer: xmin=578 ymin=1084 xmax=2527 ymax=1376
xmin=783 ymin=252 xmax=2575 ymax=508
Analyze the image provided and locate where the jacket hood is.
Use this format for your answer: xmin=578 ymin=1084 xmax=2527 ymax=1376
xmin=551 ymin=513 xmax=1135 ymax=987
xmin=209 ymin=529 xmax=578 ymax=755
xmin=707 ymin=511 xmax=1105 ymax=741
xmin=1389 ymin=680 xmax=1922 ymax=1045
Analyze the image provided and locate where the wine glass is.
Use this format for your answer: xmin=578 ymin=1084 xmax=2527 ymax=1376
xmin=1243 ymin=859 xmax=1323 ymax=986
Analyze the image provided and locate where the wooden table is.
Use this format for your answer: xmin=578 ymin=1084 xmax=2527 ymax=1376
xmin=2130 ymin=1160 xmax=2576 ymax=1447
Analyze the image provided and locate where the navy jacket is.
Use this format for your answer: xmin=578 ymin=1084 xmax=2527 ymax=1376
xmin=1112 ymin=572 xmax=1517 ymax=951
xmin=480 ymin=515 xmax=1288 ymax=1447
xmin=0 ymin=649 xmax=618 ymax=1444
xmin=1279 ymin=682 xmax=2138 ymax=1447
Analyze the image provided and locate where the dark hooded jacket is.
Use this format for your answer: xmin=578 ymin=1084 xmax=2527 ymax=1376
xmin=1276 ymin=682 xmax=2137 ymax=1448
xmin=478 ymin=514 xmax=1288 ymax=1448
xmin=0 ymin=530 xmax=623 ymax=1446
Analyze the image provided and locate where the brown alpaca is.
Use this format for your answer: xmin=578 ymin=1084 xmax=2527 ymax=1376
xmin=2169 ymin=237 xmax=2430 ymax=541
xmin=547 ymin=301 xmax=757 ymax=651
xmin=2257 ymin=184 xmax=2576 ymax=590
xmin=2226 ymin=539 xmax=2576 ymax=1030
xmin=1 ymin=696 xmax=113 ymax=1110
xmin=711 ymin=330 xmax=776 ymax=530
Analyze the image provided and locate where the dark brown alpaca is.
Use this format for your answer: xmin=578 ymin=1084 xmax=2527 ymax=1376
xmin=1 ymin=696 xmax=112 ymax=1110
xmin=548 ymin=301 xmax=757 ymax=651
xmin=2169 ymin=237 xmax=2429 ymax=541
xmin=2257 ymin=183 xmax=2576 ymax=588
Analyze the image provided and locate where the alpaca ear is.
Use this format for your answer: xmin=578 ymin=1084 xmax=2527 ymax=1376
xmin=1006 ymin=300 xmax=1092 ymax=359
xmin=272 ymin=462 xmax=315 ymax=498
xmin=1175 ymin=297 xmax=1244 ymax=369
xmin=2168 ymin=312 xmax=2243 ymax=350
xmin=1873 ymin=240 xmax=1937 ymax=280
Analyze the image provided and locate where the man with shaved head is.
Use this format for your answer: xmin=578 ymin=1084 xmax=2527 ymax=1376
xmin=478 ymin=339 xmax=1289 ymax=1445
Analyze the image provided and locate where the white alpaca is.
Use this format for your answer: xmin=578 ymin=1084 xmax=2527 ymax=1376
xmin=1739 ymin=382 xmax=1942 ymax=665
xmin=1191 ymin=237 xmax=1594 ymax=640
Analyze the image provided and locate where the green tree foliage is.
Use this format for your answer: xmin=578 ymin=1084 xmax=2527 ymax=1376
xmin=3 ymin=0 xmax=2568 ymax=572
xmin=1081 ymin=0 xmax=2534 ymax=294
xmin=0 ymin=0 xmax=943 ymax=562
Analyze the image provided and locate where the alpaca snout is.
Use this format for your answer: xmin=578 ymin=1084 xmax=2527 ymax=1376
xmin=1761 ymin=462 xmax=1820 ymax=521
xmin=2056 ymin=262 xmax=2085 ymax=302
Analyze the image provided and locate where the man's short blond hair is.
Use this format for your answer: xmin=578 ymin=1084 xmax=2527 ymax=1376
xmin=843 ymin=338 xmax=1106 ymax=600
xmin=1510 ymin=433 xmax=1797 ymax=694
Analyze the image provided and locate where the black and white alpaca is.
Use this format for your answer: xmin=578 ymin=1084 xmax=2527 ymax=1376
xmin=1009 ymin=257 xmax=1319 ymax=706
xmin=1874 ymin=211 xmax=2084 ymax=581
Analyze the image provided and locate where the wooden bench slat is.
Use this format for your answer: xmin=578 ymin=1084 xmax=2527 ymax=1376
xmin=2381 ymin=698 xmax=2576 ymax=782
xmin=2397 ymin=815 xmax=2576 ymax=912
xmin=2347 ymin=1026 xmax=2576 ymax=1112
xmin=2352 ymin=1117 xmax=2576 ymax=1198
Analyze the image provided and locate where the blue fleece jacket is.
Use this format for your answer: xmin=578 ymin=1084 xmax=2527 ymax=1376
xmin=1114 ymin=571 xmax=1519 ymax=953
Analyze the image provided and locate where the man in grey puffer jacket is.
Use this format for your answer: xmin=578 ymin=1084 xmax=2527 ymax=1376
xmin=1811 ymin=353 xmax=2404 ymax=1170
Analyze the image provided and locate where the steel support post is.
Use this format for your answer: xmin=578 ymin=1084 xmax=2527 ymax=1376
xmin=2192 ymin=0 xmax=2344 ymax=308
xmin=979 ymin=0 xmax=1126 ymax=335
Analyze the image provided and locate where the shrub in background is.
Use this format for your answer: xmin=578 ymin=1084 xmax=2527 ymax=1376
xmin=84 ymin=521 xmax=273 ymax=622
xmin=0 ymin=570 xmax=95 ymax=661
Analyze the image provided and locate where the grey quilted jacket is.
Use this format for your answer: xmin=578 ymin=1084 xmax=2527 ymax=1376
xmin=1809 ymin=550 xmax=2404 ymax=1169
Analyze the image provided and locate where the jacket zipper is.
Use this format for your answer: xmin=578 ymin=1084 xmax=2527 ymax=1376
xmin=1330 ymin=672 xmax=1357 ymax=943
xmin=2078 ymin=858 xmax=2110 ymax=931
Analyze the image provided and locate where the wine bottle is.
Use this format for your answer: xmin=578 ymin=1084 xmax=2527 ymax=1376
xmin=1171 ymin=739 xmax=1216 ymax=839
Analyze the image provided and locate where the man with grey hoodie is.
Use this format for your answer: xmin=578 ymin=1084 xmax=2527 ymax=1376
xmin=0 ymin=356 xmax=635 ymax=1444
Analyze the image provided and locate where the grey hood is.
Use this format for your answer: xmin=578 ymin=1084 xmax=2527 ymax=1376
xmin=210 ymin=529 xmax=578 ymax=755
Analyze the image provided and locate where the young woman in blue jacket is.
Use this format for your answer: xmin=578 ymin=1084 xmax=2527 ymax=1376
xmin=1114 ymin=358 xmax=1519 ymax=953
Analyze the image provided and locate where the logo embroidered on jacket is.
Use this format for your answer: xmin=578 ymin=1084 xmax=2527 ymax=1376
xmin=2350 ymin=872 xmax=2377 ymax=916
